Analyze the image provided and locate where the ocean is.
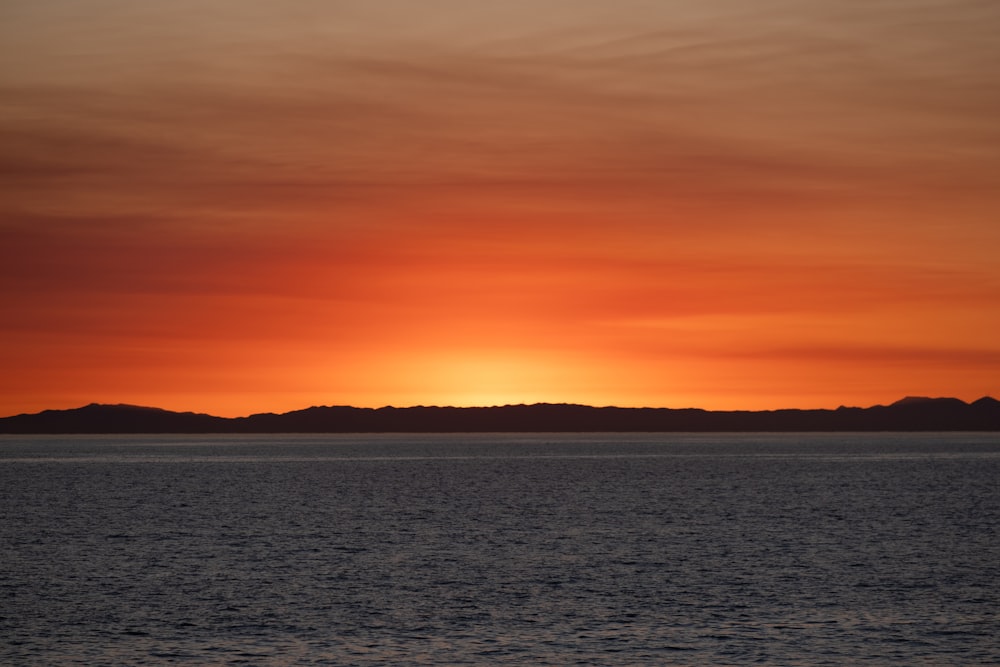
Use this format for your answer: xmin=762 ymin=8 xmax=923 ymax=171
xmin=2 ymin=433 xmax=998 ymax=665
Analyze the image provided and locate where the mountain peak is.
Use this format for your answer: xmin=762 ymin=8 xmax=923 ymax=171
xmin=890 ymin=396 xmax=968 ymax=407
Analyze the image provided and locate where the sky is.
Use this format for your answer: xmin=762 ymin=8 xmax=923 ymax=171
xmin=2 ymin=0 xmax=999 ymax=417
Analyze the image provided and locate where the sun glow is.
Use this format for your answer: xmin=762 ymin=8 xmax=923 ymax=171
xmin=393 ymin=351 xmax=568 ymax=407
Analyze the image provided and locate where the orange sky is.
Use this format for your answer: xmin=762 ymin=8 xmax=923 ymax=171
xmin=2 ymin=1 xmax=999 ymax=417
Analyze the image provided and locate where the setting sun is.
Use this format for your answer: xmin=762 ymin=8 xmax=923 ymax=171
xmin=395 ymin=352 xmax=564 ymax=408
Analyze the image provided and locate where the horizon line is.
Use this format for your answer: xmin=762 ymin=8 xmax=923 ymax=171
xmin=3 ymin=395 xmax=997 ymax=421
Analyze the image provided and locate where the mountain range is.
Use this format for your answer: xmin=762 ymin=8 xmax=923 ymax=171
xmin=1 ymin=397 xmax=999 ymax=433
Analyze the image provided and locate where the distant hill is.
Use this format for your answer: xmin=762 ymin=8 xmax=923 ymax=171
xmin=0 ymin=404 xmax=229 ymax=434
xmin=1 ymin=397 xmax=999 ymax=433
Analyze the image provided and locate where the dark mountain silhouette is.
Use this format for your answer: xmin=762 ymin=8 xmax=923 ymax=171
xmin=0 ymin=404 xmax=229 ymax=434
xmin=1 ymin=397 xmax=998 ymax=433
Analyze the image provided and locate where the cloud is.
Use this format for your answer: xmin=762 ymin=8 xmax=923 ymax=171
xmin=4 ymin=0 xmax=999 ymax=225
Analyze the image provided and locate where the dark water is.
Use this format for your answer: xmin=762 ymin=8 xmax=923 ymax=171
xmin=2 ymin=433 xmax=998 ymax=666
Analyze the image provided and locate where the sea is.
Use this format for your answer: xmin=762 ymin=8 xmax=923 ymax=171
xmin=1 ymin=433 xmax=998 ymax=666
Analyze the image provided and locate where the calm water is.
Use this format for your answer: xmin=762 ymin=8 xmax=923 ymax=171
xmin=2 ymin=433 xmax=998 ymax=666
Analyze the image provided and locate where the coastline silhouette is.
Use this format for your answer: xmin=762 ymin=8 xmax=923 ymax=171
xmin=1 ymin=396 xmax=998 ymax=433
